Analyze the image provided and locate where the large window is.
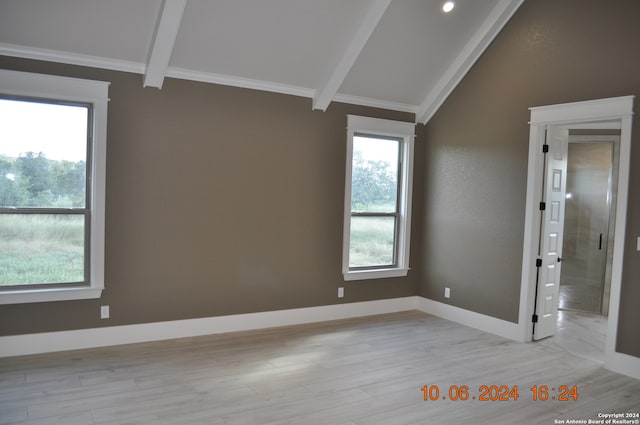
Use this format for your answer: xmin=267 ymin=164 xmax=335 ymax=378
xmin=0 ymin=70 xmax=108 ymax=304
xmin=342 ymin=115 xmax=415 ymax=281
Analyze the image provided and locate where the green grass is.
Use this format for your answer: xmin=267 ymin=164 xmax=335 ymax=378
xmin=349 ymin=216 xmax=395 ymax=267
xmin=0 ymin=214 xmax=85 ymax=285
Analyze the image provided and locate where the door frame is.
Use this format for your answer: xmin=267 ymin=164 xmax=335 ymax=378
xmin=517 ymin=96 xmax=634 ymax=371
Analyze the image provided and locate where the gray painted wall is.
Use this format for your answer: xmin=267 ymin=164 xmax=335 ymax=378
xmin=419 ymin=0 xmax=640 ymax=356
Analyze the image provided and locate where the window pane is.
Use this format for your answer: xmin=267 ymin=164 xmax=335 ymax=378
xmin=351 ymin=136 xmax=399 ymax=213
xmin=349 ymin=216 xmax=396 ymax=268
xmin=0 ymin=98 xmax=88 ymax=208
xmin=0 ymin=214 xmax=85 ymax=285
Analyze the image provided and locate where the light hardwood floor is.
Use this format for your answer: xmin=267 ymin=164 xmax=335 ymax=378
xmin=548 ymin=309 xmax=607 ymax=363
xmin=1 ymin=311 xmax=638 ymax=425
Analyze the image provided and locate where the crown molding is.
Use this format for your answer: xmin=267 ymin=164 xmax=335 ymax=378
xmin=333 ymin=93 xmax=418 ymax=114
xmin=165 ymin=67 xmax=316 ymax=98
xmin=0 ymin=43 xmax=145 ymax=75
xmin=1 ymin=43 xmax=419 ymax=115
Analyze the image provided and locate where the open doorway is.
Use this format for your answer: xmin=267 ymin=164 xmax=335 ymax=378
xmin=554 ymin=131 xmax=619 ymax=363
xmin=518 ymin=95 xmax=635 ymax=376
xmin=559 ymin=132 xmax=620 ymax=316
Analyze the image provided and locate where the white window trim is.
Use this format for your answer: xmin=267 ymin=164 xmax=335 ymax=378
xmin=0 ymin=70 xmax=109 ymax=304
xmin=342 ymin=115 xmax=415 ymax=281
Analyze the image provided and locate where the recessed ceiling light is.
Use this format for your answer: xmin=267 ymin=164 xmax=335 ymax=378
xmin=442 ymin=1 xmax=455 ymax=13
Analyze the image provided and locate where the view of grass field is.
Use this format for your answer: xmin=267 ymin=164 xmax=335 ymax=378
xmin=1 ymin=98 xmax=90 ymax=286
xmin=0 ymin=214 xmax=85 ymax=285
xmin=349 ymin=216 xmax=395 ymax=267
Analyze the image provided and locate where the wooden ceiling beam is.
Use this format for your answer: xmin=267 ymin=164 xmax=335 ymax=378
xmin=144 ymin=0 xmax=188 ymax=89
xmin=312 ymin=0 xmax=392 ymax=111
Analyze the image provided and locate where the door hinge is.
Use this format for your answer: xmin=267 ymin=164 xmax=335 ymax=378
xmin=539 ymin=202 xmax=546 ymax=211
xmin=542 ymin=144 xmax=549 ymax=153
xmin=532 ymin=314 xmax=538 ymax=323
xmin=536 ymin=258 xmax=542 ymax=267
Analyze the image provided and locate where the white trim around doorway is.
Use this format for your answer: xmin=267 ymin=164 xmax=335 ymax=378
xmin=518 ymin=95 xmax=636 ymax=377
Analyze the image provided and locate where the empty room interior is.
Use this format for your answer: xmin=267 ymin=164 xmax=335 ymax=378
xmin=1 ymin=0 xmax=640 ymax=424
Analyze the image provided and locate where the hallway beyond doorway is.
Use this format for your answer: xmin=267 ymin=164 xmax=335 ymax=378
xmin=545 ymin=309 xmax=607 ymax=363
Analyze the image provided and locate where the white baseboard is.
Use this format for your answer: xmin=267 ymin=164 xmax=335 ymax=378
xmin=415 ymin=297 xmax=640 ymax=380
xmin=414 ymin=296 xmax=522 ymax=341
xmin=0 ymin=296 xmax=417 ymax=358
xmin=0 ymin=296 xmax=525 ymax=358
xmin=606 ymin=351 xmax=640 ymax=380
xmin=4 ymin=295 xmax=638 ymax=382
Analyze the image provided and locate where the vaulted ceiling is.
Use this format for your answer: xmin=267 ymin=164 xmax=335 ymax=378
xmin=0 ymin=0 xmax=523 ymax=123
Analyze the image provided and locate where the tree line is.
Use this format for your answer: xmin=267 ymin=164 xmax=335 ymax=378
xmin=1 ymin=149 xmax=394 ymax=211
xmin=351 ymin=150 xmax=398 ymax=212
xmin=0 ymin=152 xmax=86 ymax=208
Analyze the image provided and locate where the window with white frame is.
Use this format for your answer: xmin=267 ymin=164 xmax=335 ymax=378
xmin=342 ymin=115 xmax=415 ymax=281
xmin=0 ymin=70 xmax=108 ymax=304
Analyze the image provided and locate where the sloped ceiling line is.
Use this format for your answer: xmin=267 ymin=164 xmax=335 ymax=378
xmin=312 ymin=0 xmax=393 ymax=111
xmin=416 ymin=0 xmax=525 ymax=124
xmin=0 ymin=1 xmax=525 ymax=123
xmin=144 ymin=0 xmax=188 ymax=89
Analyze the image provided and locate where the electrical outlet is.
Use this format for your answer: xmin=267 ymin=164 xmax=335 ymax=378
xmin=444 ymin=287 xmax=451 ymax=299
xmin=100 ymin=305 xmax=110 ymax=319
xmin=338 ymin=287 xmax=344 ymax=298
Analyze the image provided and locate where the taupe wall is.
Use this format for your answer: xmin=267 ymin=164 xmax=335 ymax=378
xmin=419 ymin=0 xmax=640 ymax=356
xmin=0 ymin=56 xmax=420 ymax=336
xmin=2 ymin=0 xmax=639 ymax=360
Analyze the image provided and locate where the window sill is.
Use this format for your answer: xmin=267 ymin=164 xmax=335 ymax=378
xmin=0 ymin=286 xmax=103 ymax=305
xmin=343 ymin=268 xmax=409 ymax=281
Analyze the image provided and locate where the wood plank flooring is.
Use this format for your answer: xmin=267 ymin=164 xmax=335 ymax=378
xmin=549 ymin=309 xmax=607 ymax=363
xmin=1 ymin=311 xmax=638 ymax=425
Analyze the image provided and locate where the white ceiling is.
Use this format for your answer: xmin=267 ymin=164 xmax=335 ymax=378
xmin=0 ymin=0 xmax=523 ymax=123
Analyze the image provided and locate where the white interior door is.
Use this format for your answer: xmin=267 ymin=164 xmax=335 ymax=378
xmin=533 ymin=125 xmax=568 ymax=340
